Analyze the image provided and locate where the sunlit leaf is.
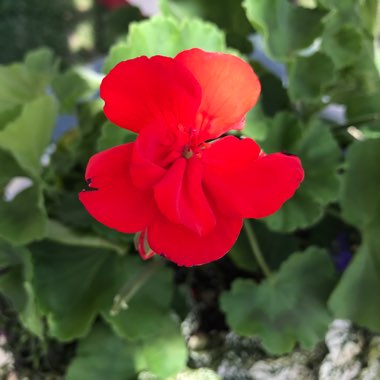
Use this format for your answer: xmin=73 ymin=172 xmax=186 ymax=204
xmin=0 ymin=48 xmax=57 ymax=112
xmin=0 ymin=95 xmax=57 ymax=177
xmin=104 ymin=15 xmax=226 ymax=72
xmin=134 ymin=315 xmax=187 ymax=378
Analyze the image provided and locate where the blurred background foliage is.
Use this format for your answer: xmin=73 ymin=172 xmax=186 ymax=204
xmin=0 ymin=0 xmax=380 ymax=379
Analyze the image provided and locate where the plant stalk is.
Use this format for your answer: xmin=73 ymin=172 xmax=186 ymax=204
xmin=243 ymin=220 xmax=272 ymax=277
xmin=111 ymin=260 xmax=162 ymax=316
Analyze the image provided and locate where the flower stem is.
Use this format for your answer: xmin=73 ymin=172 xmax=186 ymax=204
xmin=111 ymin=260 xmax=162 ymax=316
xmin=243 ymin=220 xmax=271 ymax=277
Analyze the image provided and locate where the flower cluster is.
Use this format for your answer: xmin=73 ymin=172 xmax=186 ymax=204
xmin=80 ymin=48 xmax=304 ymax=266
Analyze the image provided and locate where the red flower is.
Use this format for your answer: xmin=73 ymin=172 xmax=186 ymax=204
xmin=96 ymin=0 xmax=128 ymax=10
xmin=79 ymin=48 xmax=304 ymax=266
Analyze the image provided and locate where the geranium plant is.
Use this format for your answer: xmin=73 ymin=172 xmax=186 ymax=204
xmin=0 ymin=0 xmax=379 ymax=378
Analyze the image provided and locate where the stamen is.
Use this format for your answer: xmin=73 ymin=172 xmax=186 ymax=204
xmin=183 ymin=146 xmax=194 ymax=159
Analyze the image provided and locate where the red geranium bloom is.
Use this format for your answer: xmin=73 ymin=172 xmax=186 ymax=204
xmin=97 ymin=0 xmax=128 ymax=10
xmin=79 ymin=48 xmax=304 ymax=266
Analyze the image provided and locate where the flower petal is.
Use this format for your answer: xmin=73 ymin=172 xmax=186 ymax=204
xmin=129 ymin=122 xmax=184 ymax=189
xmin=203 ymin=136 xmax=304 ymax=218
xmin=147 ymin=213 xmax=242 ymax=266
xmin=79 ymin=143 xmax=156 ymax=233
xmin=100 ymin=55 xmax=201 ymax=133
xmin=154 ymin=157 xmax=216 ymax=236
xmin=175 ymin=48 xmax=261 ymax=140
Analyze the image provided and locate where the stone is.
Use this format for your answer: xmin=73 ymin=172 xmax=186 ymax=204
xmin=249 ymin=352 xmax=315 ymax=380
xmin=359 ymin=336 xmax=380 ymax=380
xmin=319 ymin=320 xmax=364 ymax=380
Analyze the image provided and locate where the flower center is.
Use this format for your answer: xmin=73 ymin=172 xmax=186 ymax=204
xmin=182 ymin=146 xmax=194 ymax=159
xmin=182 ymin=142 xmax=210 ymax=160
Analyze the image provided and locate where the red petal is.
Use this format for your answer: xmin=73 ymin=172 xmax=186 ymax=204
xmin=100 ymin=55 xmax=201 ymax=133
xmin=241 ymin=153 xmax=304 ymax=218
xmin=175 ymin=48 xmax=261 ymax=140
xmin=147 ymin=213 xmax=242 ymax=266
xmin=130 ymin=123 xmax=169 ymax=189
xmin=129 ymin=122 xmax=185 ymax=189
xmin=203 ymin=136 xmax=304 ymax=218
xmin=79 ymin=143 xmax=156 ymax=233
xmin=154 ymin=157 xmax=216 ymax=236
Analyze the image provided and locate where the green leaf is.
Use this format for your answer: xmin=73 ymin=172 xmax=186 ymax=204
xmin=317 ymin=0 xmax=356 ymax=10
xmin=0 ymin=241 xmax=28 ymax=311
xmin=340 ymin=138 xmax=380 ymax=228
xmin=103 ymin=260 xmax=174 ymax=340
xmin=242 ymin=102 xmax=269 ymax=141
xmin=48 ymin=191 xmax=94 ymax=230
xmin=104 ymin=15 xmax=226 ymax=72
xmin=344 ymin=90 xmax=380 ymax=125
xmin=339 ymin=139 xmax=380 ymax=274
xmin=160 ymin=0 xmax=253 ymax=53
xmin=30 ymin=240 xmax=127 ymax=341
xmin=0 ymin=105 xmax=22 ymax=132
xmin=317 ymin=2 xmax=380 ymax=112
xmin=0 ymin=95 xmax=57 ymax=177
xmin=167 ymin=368 xmax=220 ymax=380
xmin=0 ymin=241 xmax=43 ymax=336
xmin=67 ymin=319 xmax=187 ymax=380
xmin=52 ymin=67 xmax=102 ymax=113
xmin=328 ymin=237 xmax=380 ymax=332
xmin=0 ymin=48 xmax=57 ymax=112
xmin=321 ymin=19 xmax=364 ymax=69
xmin=359 ymin=0 xmax=378 ymax=35
xmin=97 ymin=121 xmax=137 ymax=151
xmin=243 ymin=0 xmax=326 ymax=60
xmin=135 ymin=316 xmax=187 ymax=378
xmin=0 ymin=182 xmax=47 ymax=245
xmin=261 ymin=114 xmax=341 ymax=232
xmin=31 ymin=241 xmax=174 ymax=343
xmin=45 ymin=219 xmax=126 ymax=255
xmin=0 ymin=150 xmax=47 ymax=244
xmin=288 ymin=52 xmax=335 ymax=102
xmin=0 ymin=64 xmax=38 ymax=112
xmin=24 ymin=47 xmax=58 ymax=85
xmin=221 ymin=247 xmax=336 ymax=354
xmin=65 ymin=323 xmax=136 ymax=380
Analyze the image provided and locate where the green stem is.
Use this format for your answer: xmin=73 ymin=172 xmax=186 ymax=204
xmin=111 ymin=260 xmax=162 ymax=316
xmin=329 ymin=113 xmax=380 ymax=130
xmin=243 ymin=220 xmax=272 ymax=277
